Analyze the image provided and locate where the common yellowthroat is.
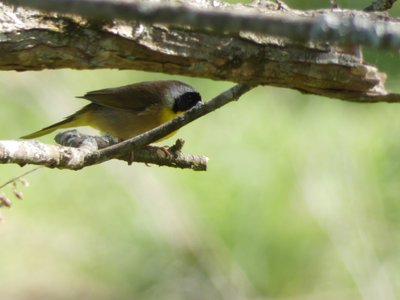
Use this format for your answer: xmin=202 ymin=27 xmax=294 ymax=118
xmin=21 ymin=80 xmax=202 ymax=140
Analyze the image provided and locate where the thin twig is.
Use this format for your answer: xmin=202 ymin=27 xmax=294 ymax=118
xmin=54 ymin=132 xmax=209 ymax=171
xmin=95 ymin=84 xmax=254 ymax=164
xmin=0 ymin=166 xmax=41 ymax=190
xmin=0 ymin=166 xmax=40 ymax=208
xmin=364 ymin=0 xmax=397 ymax=11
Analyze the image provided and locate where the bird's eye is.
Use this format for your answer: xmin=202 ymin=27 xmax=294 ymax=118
xmin=173 ymin=92 xmax=202 ymax=112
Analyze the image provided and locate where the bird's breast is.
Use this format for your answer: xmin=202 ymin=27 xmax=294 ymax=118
xmin=84 ymin=105 xmax=180 ymax=140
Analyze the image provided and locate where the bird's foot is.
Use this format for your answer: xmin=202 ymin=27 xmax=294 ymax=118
xmin=55 ymin=130 xmax=118 ymax=150
xmin=144 ymin=145 xmax=173 ymax=159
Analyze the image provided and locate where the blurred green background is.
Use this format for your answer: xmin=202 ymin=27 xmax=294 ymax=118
xmin=1 ymin=1 xmax=400 ymax=299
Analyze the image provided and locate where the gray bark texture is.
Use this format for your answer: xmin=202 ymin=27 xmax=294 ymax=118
xmin=1 ymin=0 xmax=400 ymax=102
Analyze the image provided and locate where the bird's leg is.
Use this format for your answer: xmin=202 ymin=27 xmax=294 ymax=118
xmin=143 ymin=145 xmax=173 ymax=159
xmin=143 ymin=139 xmax=185 ymax=159
xmin=128 ymin=150 xmax=135 ymax=165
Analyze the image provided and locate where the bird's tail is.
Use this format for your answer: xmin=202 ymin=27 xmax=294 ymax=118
xmin=20 ymin=115 xmax=81 ymax=139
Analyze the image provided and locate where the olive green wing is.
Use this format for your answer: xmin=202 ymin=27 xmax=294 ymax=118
xmin=77 ymin=82 xmax=164 ymax=112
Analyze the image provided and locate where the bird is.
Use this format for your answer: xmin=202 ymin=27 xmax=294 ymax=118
xmin=21 ymin=80 xmax=202 ymax=140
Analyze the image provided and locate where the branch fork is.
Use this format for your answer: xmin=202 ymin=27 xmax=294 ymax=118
xmin=0 ymin=84 xmax=254 ymax=171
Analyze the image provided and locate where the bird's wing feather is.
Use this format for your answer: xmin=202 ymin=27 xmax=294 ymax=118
xmin=78 ymin=82 xmax=168 ymax=112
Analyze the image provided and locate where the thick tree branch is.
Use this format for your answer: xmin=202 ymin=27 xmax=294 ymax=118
xmin=5 ymin=0 xmax=400 ymax=50
xmin=0 ymin=2 xmax=399 ymax=103
xmin=0 ymin=1 xmax=398 ymax=172
xmin=0 ymin=84 xmax=252 ymax=170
